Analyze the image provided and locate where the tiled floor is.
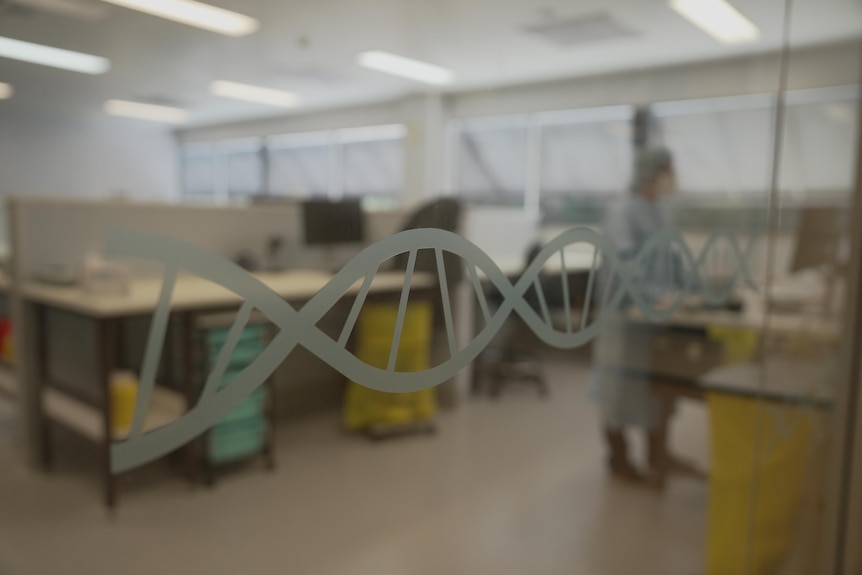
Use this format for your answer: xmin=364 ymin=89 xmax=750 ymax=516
xmin=0 ymin=356 xmax=709 ymax=575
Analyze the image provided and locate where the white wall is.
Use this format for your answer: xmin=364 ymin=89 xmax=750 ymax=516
xmin=0 ymin=108 xmax=180 ymax=201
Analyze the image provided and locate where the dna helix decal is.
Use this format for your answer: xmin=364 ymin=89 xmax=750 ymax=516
xmin=109 ymin=226 xmax=757 ymax=473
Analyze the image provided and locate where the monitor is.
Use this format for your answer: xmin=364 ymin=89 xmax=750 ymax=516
xmin=302 ymin=198 xmax=365 ymax=247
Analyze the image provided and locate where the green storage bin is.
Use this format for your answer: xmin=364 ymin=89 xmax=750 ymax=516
xmin=197 ymin=322 xmax=269 ymax=466
xmin=199 ymin=324 xmax=266 ymax=370
xmin=195 ymin=371 xmax=265 ymax=424
xmin=220 ymin=389 xmax=265 ymax=424
xmin=209 ymin=418 xmax=266 ymax=464
xmin=196 ymin=368 xmax=239 ymax=391
xmin=206 ymin=340 xmax=264 ymax=369
xmin=204 ymin=323 xmax=265 ymax=348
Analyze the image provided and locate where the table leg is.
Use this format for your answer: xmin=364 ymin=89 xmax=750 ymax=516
xmin=35 ymin=305 xmax=53 ymax=471
xmin=264 ymin=322 xmax=277 ymax=471
xmin=97 ymin=318 xmax=117 ymax=509
xmin=264 ymin=379 xmax=276 ymax=472
xmin=180 ymin=312 xmax=201 ymax=486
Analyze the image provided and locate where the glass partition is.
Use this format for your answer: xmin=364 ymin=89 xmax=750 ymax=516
xmin=2 ymin=1 xmax=862 ymax=574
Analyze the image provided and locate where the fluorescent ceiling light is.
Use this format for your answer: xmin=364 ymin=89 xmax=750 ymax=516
xmin=0 ymin=36 xmax=109 ymax=74
xmin=104 ymin=99 xmax=189 ymax=124
xmin=0 ymin=83 xmax=12 ymax=100
xmin=670 ymin=0 xmax=759 ymax=44
xmin=210 ymin=80 xmax=300 ymax=108
xmin=8 ymin=0 xmax=110 ymax=22
xmin=99 ymin=0 xmax=259 ymax=37
xmin=358 ymin=51 xmax=454 ymax=86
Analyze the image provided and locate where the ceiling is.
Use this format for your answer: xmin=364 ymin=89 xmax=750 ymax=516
xmin=0 ymin=0 xmax=860 ymax=127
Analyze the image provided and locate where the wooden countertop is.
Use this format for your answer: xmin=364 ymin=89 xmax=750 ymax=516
xmin=21 ymin=269 xmax=436 ymax=318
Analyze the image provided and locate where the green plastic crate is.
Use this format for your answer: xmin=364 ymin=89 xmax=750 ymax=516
xmin=197 ymin=322 xmax=269 ymax=466
xmin=205 ymin=340 xmax=264 ymax=369
xmin=195 ymin=371 xmax=266 ymax=424
xmin=209 ymin=419 xmax=266 ymax=464
xmin=219 ymin=389 xmax=265 ymax=424
xmin=204 ymin=323 xmax=265 ymax=348
xmin=199 ymin=324 xmax=266 ymax=370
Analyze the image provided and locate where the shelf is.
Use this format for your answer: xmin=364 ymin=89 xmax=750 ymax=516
xmin=43 ymin=385 xmax=186 ymax=443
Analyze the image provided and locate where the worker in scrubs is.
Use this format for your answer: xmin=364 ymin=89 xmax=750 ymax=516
xmin=591 ymin=146 xmax=698 ymax=487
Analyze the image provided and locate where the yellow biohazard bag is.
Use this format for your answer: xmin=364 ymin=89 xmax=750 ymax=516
xmin=343 ymin=301 xmax=436 ymax=430
xmin=707 ymin=394 xmax=814 ymax=575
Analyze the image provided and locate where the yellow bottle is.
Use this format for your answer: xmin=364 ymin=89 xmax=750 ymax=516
xmin=2 ymin=332 xmax=14 ymax=366
xmin=110 ymin=371 xmax=139 ymax=434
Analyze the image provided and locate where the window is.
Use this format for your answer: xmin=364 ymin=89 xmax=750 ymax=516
xmin=450 ymin=115 xmax=529 ymax=206
xmin=180 ymin=139 xmax=264 ymax=202
xmin=781 ymin=85 xmax=859 ymax=199
xmin=267 ymin=131 xmax=331 ymax=198
xmin=223 ymin=138 xmax=264 ymax=198
xmin=654 ymin=94 xmax=775 ymax=199
xmin=181 ymin=142 xmax=217 ymax=200
xmin=448 ymin=107 xmax=634 ymax=218
xmin=341 ymin=125 xmax=405 ymax=199
xmin=538 ymin=106 xmax=634 ymax=217
xmin=654 ymin=87 xmax=860 ymax=202
xmin=182 ymin=125 xmax=406 ymax=203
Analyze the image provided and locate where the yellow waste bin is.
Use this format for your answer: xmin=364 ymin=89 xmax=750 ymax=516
xmin=707 ymin=394 xmax=814 ymax=575
xmin=343 ymin=301 xmax=436 ymax=431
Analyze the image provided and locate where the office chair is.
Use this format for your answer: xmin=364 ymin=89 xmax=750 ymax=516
xmin=474 ymin=240 xmax=595 ymax=398
xmin=474 ymin=243 xmax=551 ymax=399
xmin=390 ymin=197 xmax=463 ymax=285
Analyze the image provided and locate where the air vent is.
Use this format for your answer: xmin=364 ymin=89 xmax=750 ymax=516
xmin=524 ymin=11 xmax=636 ymax=46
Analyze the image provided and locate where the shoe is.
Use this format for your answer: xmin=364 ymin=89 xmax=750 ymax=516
xmin=608 ymin=458 xmax=647 ymax=484
xmin=667 ymin=455 xmax=707 ymax=480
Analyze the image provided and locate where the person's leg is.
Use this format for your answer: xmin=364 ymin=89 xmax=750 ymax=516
xmin=647 ymin=395 xmax=706 ymax=486
xmin=646 ymin=400 xmax=671 ymax=489
xmin=605 ymin=426 xmax=643 ymax=481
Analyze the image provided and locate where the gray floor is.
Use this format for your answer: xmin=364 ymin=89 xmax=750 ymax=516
xmin=0 ymin=357 xmax=709 ymax=575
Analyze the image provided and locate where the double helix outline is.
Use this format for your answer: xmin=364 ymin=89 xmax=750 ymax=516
xmin=109 ymin=226 xmax=757 ymax=472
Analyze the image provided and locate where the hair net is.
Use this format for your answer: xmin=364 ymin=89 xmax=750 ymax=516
xmin=632 ymin=146 xmax=673 ymax=192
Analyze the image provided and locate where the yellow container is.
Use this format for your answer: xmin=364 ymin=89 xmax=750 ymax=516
xmin=110 ymin=371 xmax=139 ymax=433
xmin=707 ymin=394 xmax=814 ymax=575
xmin=708 ymin=325 xmax=759 ymax=364
xmin=1 ymin=331 xmax=14 ymax=366
xmin=344 ymin=302 xmax=436 ymax=430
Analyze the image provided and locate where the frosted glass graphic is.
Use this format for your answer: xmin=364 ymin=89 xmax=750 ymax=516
xmin=109 ymin=227 xmax=755 ymax=472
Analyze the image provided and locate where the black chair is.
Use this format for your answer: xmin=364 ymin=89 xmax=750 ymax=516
xmin=390 ymin=197 xmax=463 ymax=286
xmin=474 ymin=243 xmax=550 ymax=398
xmin=473 ymin=241 xmax=594 ymax=398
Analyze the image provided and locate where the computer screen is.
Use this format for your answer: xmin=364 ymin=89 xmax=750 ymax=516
xmin=302 ymin=199 xmax=365 ymax=246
